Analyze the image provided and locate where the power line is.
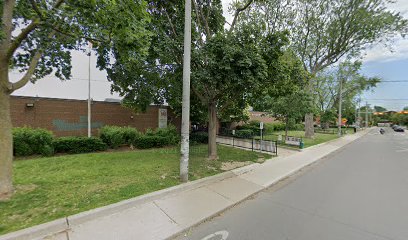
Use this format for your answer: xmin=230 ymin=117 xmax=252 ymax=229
xmin=381 ymin=80 xmax=408 ymax=82
xmin=363 ymin=99 xmax=408 ymax=101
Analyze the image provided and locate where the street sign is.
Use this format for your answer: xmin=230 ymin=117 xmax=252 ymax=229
xmin=260 ymin=122 xmax=264 ymax=130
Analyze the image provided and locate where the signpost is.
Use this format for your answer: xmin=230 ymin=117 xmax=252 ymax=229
xmin=158 ymin=108 xmax=167 ymax=128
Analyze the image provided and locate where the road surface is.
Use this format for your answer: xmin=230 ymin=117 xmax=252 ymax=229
xmin=175 ymin=128 xmax=408 ymax=240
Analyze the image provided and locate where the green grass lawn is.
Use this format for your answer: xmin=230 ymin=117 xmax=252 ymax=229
xmin=256 ymin=130 xmax=347 ymax=148
xmin=0 ymin=145 xmax=269 ymax=235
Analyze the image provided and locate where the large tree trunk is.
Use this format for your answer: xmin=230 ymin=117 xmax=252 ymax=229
xmin=0 ymin=89 xmax=13 ymax=199
xmin=304 ymin=113 xmax=314 ymax=138
xmin=207 ymin=102 xmax=218 ymax=160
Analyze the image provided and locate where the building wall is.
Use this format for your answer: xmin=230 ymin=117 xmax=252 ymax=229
xmin=228 ymin=111 xmax=277 ymax=129
xmin=10 ymin=96 xmax=181 ymax=137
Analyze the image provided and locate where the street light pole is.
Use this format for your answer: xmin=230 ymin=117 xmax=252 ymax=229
xmin=87 ymin=42 xmax=92 ymax=138
xmin=357 ymin=96 xmax=361 ymax=128
xmin=180 ymin=0 xmax=192 ymax=183
xmin=338 ymin=77 xmax=343 ymax=136
xmin=365 ymin=101 xmax=369 ymax=128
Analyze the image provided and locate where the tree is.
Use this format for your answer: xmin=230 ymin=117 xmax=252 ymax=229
xmin=250 ymin=48 xmax=310 ymax=111
xmin=391 ymin=113 xmax=408 ymax=126
xmin=268 ymin=91 xmax=314 ymax=138
xmin=240 ymin=0 xmax=407 ymax=138
xmin=320 ymin=109 xmax=337 ymax=129
xmin=314 ymin=61 xmax=380 ymax=127
xmin=0 ymin=0 xmax=151 ymax=198
xmin=374 ymin=106 xmax=387 ymax=112
xmin=109 ymin=1 xmax=288 ymax=160
xmin=404 ymin=106 xmax=408 ymax=111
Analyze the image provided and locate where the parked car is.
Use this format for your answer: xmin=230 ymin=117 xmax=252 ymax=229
xmin=392 ymin=125 xmax=400 ymax=130
xmin=394 ymin=127 xmax=405 ymax=132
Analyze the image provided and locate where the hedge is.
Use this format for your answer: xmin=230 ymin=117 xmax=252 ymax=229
xmin=235 ymin=129 xmax=254 ymax=138
xmin=292 ymin=123 xmax=304 ymax=131
xmin=99 ymin=126 xmax=141 ymax=148
xmin=13 ymin=127 xmax=54 ymax=156
xmin=190 ymin=132 xmax=208 ymax=144
xmin=53 ymin=137 xmax=107 ymax=154
xmin=132 ymin=135 xmax=170 ymax=149
xmin=13 ymin=125 xmax=180 ymax=157
xmin=236 ymin=121 xmax=299 ymax=135
xmin=133 ymin=125 xmax=180 ymax=149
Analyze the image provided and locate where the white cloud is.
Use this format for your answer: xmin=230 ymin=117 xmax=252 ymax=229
xmin=361 ymin=0 xmax=408 ymax=63
xmin=362 ymin=37 xmax=408 ymax=63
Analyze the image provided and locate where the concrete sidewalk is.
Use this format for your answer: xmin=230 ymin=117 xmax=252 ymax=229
xmin=0 ymin=130 xmax=370 ymax=240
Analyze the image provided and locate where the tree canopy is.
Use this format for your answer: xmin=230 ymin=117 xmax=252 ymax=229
xmin=108 ymin=0 xmax=293 ymax=159
xmin=239 ymin=0 xmax=408 ymax=137
xmin=374 ymin=106 xmax=387 ymax=112
xmin=268 ymin=90 xmax=314 ymax=136
xmin=315 ymin=61 xmax=380 ymax=112
xmin=0 ymin=0 xmax=151 ymax=198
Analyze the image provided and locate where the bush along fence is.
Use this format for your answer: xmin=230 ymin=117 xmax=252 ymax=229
xmin=232 ymin=121 xmax=304 ymax=136
xmin=216 ymin=135 xmax=278 ymax=155
xmin=314 ymin=128 xmax=350 ymax=135
xmin=12 ymin=125 xmax=181 ymax=157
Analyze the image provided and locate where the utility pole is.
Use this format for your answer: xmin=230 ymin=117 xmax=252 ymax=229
xmin=87 ymin=42 xmax=92 ymax=138
xmin=180 ymin=0 xmax=191 ymax=183
xmin=357 ymin=96 xmax=361 ymax=128
xmin=338 ymin=77 xmax=343 ymax=136
xmin=365 ymin=101 xmax=369 ymax=128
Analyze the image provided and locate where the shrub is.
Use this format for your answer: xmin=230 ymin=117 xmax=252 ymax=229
xmin=13 ymin=127 xmax=54 ymax=156
xmin=133 ymin=135 xmax=172 ymax=149
xmin=154 ymin=125 xmax=180 ymax=144
xmin=122 ymin=127 xmax=141 ymax=145
xmin=99 ymin=126 xmax=141 ymax=148
xmin=236 ymin=121 xmax=261 ymax=135
xmin=265 ymin=122 xmax=286 ymax=134
xmin=235 ymin=129 xmax=254 ymax=138
xmin=190 ymin=132 xmax=208 ymax=144
xmin=292 ymin=123 xmax=304 ymax=131
xmin=54 ymin=137 xmax=107 ymax=154
xmin=149 ymin=125 xmax=179 ymax=143
xmin=132 ymin=125 xmax=180 ymax=148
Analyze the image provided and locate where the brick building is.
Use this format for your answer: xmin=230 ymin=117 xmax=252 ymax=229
xmin=10 ymin=96 xmax=181 ymax=137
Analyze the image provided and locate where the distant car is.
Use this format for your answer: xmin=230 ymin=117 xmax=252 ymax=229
xmin=392 ymin=125 xmax=400 ymax=130
xmin=394 ymin=127 xmax=405 ymax=132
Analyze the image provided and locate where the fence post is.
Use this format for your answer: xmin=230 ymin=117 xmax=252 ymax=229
xmin=232 ymin=136 xmax=234 ymax=147
xmin=252 ymin=138 xmax=254 ymax=151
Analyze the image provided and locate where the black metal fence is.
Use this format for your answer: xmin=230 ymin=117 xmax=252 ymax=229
xmin=314 ymin=128 xmax=349 ymax=134
xmin=216 ymin=135 xmax=278 ymax=154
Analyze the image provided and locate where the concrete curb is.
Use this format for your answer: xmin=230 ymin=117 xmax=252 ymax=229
xmin=0 ymin=128 xmax=372 ymax=240
xmin=301 ymin=128 xmax=371 ymax=152
xmin=0 ymin=171 xmax=237 ymax=240
xmin=166 ymin=128 xmax=372 ymax=240
xmin=0 ymin=218 xmax=68 ymax=240
xmin=67 ymin=171 xmax=237 ymax=227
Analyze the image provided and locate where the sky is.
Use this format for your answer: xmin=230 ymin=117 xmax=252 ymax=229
xmin=10 ymin=0 xmax=408 ymax=111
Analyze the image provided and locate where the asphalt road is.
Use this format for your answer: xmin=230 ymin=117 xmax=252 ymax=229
xmin=175 ymin=128 xmax=408 ymax=240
